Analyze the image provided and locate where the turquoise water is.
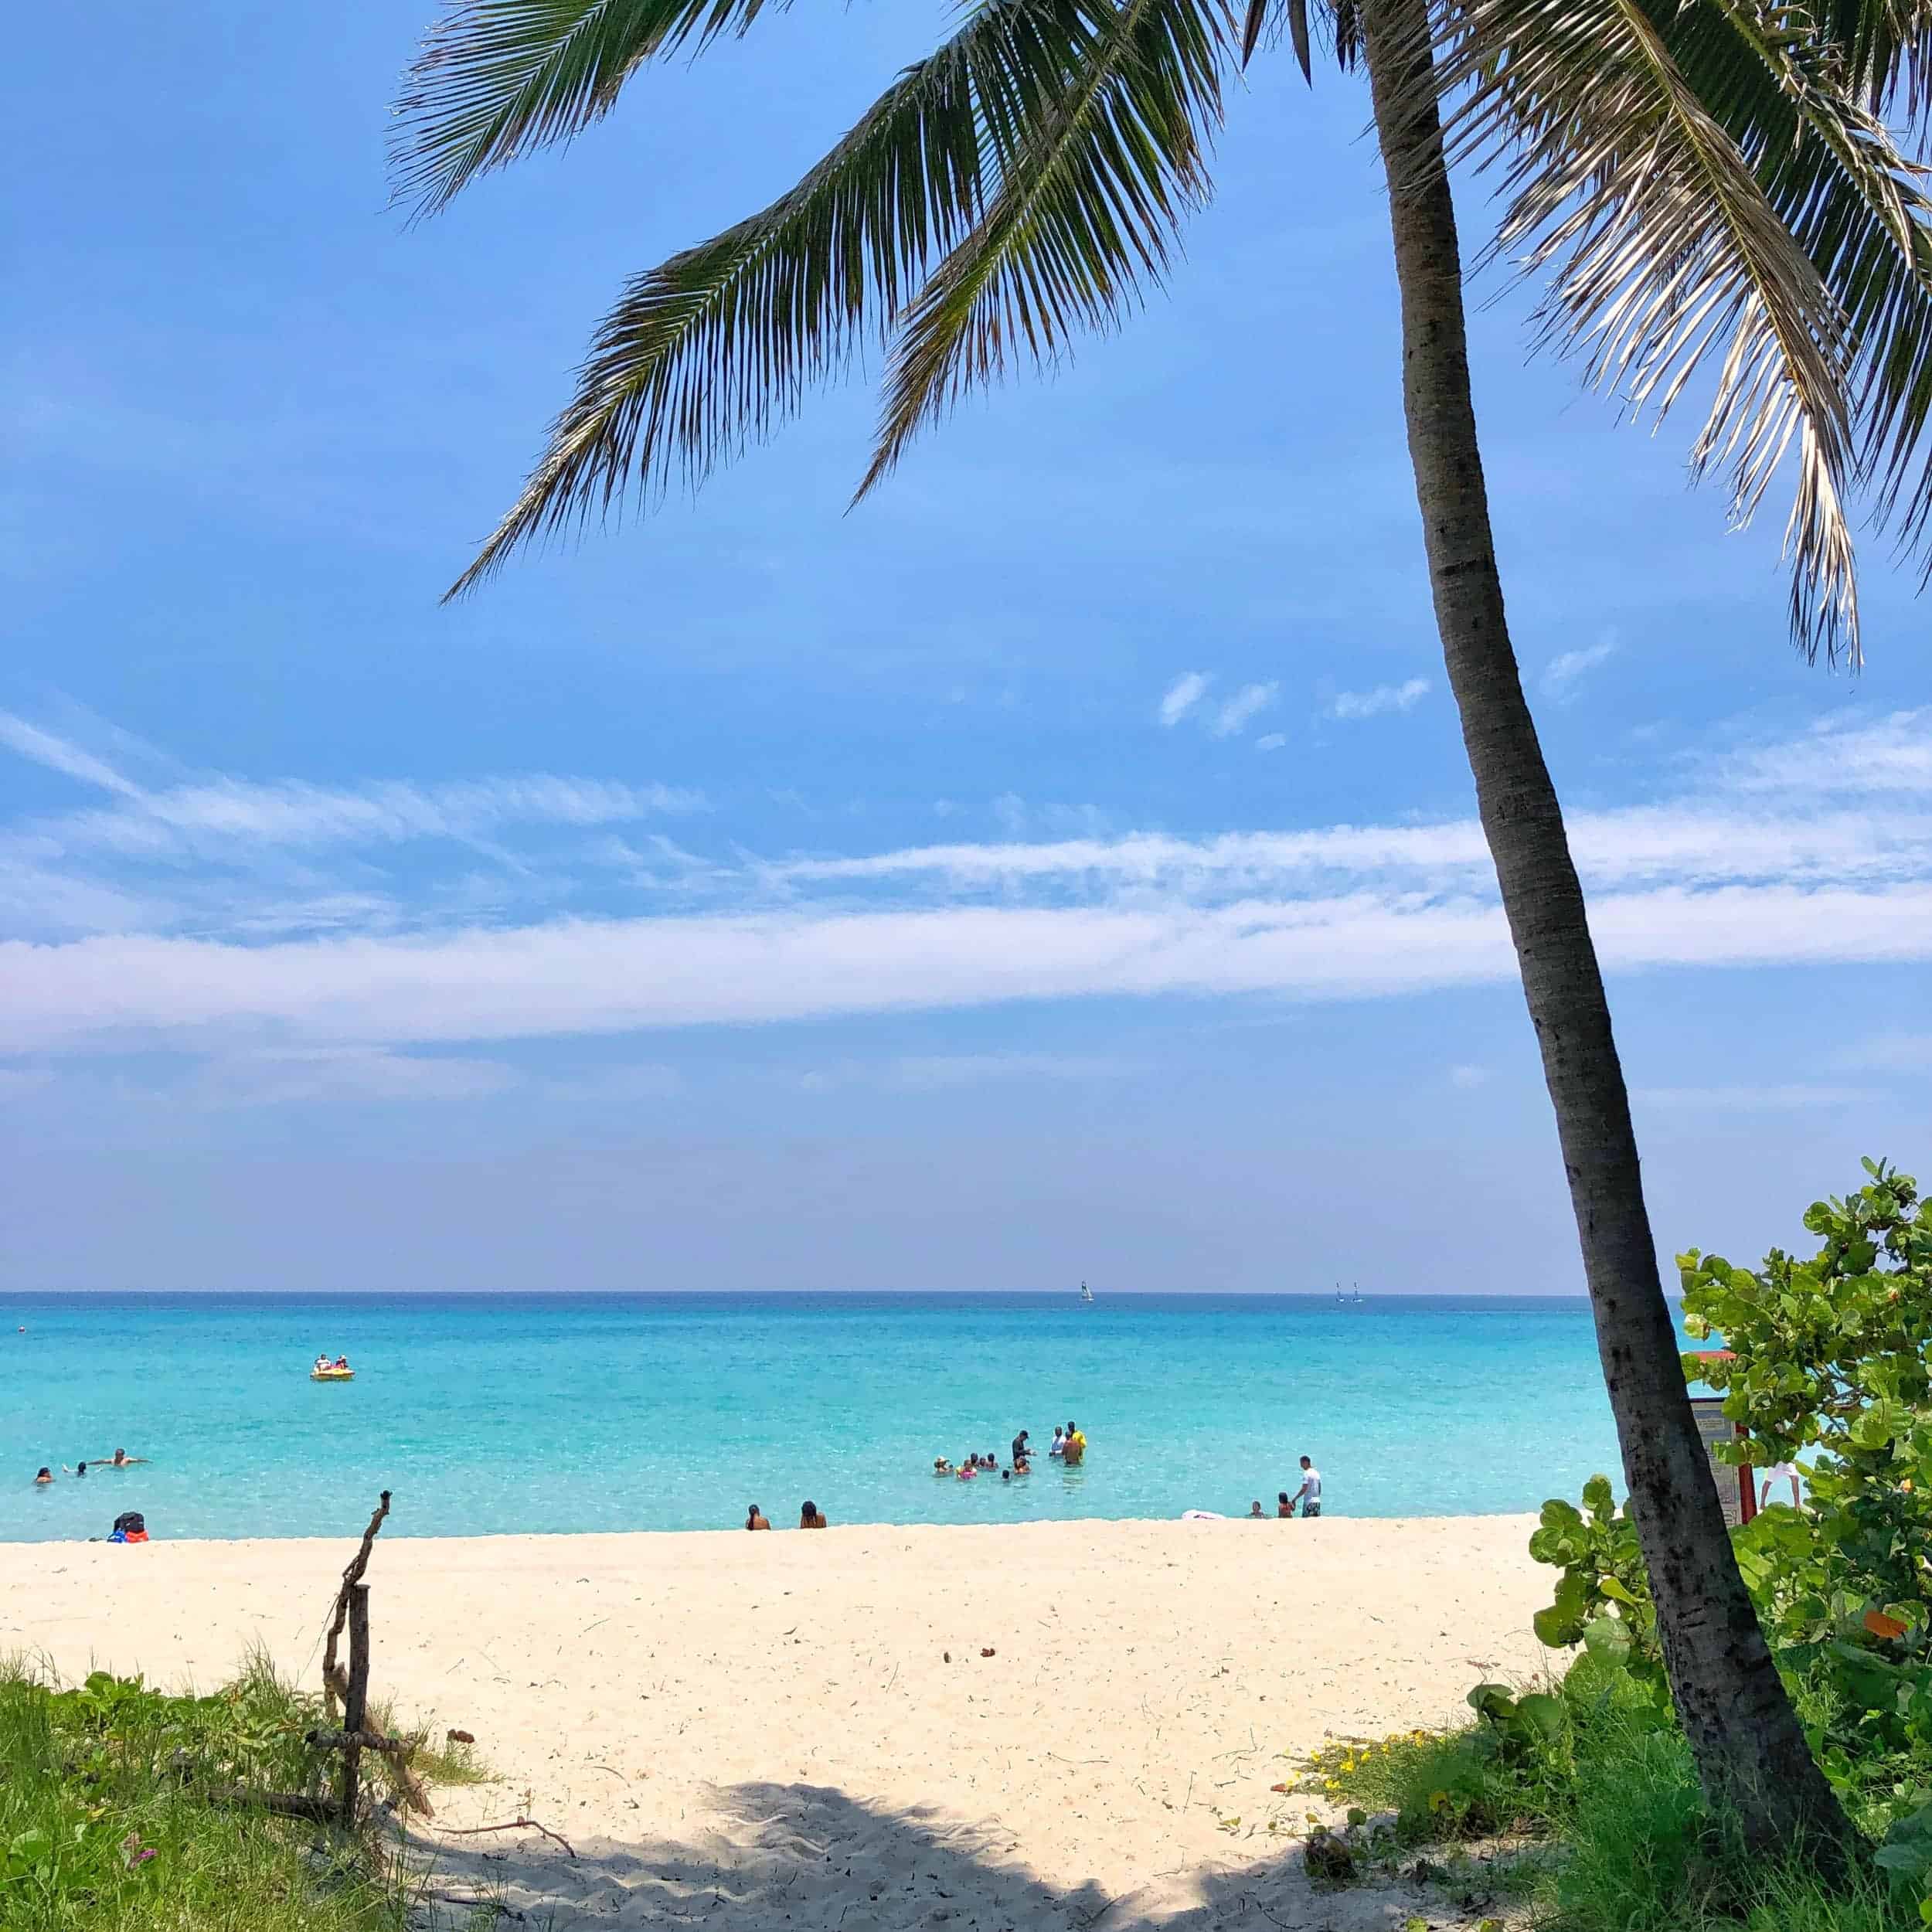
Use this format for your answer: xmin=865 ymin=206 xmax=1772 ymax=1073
xmin=0 ymin=1294 xmax=1699 ymax=1544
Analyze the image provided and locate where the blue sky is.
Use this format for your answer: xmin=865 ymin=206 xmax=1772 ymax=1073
xmin=5 ymin=2 xmax=1929 ymax=1292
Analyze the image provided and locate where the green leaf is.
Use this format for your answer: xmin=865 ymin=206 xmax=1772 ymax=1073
xmin=1511 ymin=1690 xmax=1566 ymax=1741
xmin=1582 ymin=1615 xmax=1633 ymax=1665
xmin=1581 ymin=1473 xmax=1614 ymax=1522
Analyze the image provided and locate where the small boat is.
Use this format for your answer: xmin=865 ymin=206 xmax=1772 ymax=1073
xmin=1079 ymin=1281 xmax=1095 ymax=1304
xmin=1335 ymin=1283 xmax=1366 ymax=1305
xmin=310 ymin=1366 xmax=355 ymax=1382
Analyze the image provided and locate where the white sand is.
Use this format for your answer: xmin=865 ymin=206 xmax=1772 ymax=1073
xmin=5 ymin=1515 xmax=1549 ymax=1929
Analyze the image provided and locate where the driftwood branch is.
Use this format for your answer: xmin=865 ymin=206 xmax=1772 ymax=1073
xmin=440 ymin=1817 xmax=578 ymax=1859
xmin=209 ymin=1785 xmax=339 ymax=1824
xmin=304 ymin=1726 xmax=434 ymax=1818
xmin=322 ymin=1492 xmax=390 ymax=1707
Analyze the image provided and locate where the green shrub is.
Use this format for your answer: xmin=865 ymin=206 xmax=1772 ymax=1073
xmin=0 ymin=1660 xmax=412 ymax=1932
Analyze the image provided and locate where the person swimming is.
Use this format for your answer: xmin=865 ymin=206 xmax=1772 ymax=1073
xmin=33 ymin=1467 xmax=52 ymax=1485
xmin=99 ymin=1449 xmax=146 ymax=1468
xmin=933 ymin=1457 xmax=954 ymax=1475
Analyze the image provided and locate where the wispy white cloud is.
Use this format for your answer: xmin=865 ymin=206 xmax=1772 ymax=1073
xmin=1254 ymin=733 xmax=1287 ymax=753
xmin=1328 ymin=677 xmax=1430 ymax=721
xmin=0 ymin=713 xmax=145 ymax=798
xmin=1541 ymin=638 xmax=1617 ymax=702
xmin=0 ymin=709 xmax=707 ymax=940
xmin=8 ymin=879 xmax=1932 ymax=1057
xmin=1721 ymin=707 xmax=1932 ymax=797
xmin=1212 ymin=681 xmax=1281 ymax=738
xmin=1448 ymin=1064 xmax=1492 ymax=1089
xmin=1158 ymin=672 xmax=1210 ymax=726
xmin=5 ymin=708 xmax=1931 ymax=1064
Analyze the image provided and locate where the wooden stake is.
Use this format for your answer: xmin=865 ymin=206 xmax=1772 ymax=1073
xmin=339 ymin=1583 xmax=370 ymax=1830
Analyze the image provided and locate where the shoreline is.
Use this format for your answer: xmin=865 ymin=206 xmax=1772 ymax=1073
xmin=7 ymin=1515 xmax=1549 ymax=1927
xmin=0 ymin=1503 xmax=1546 ymax=1549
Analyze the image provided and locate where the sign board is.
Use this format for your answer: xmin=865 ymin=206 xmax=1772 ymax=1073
xmin=1688 ymin=1393 xmax=1757 ymax=1529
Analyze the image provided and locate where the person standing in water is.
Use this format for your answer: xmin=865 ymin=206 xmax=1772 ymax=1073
xmin=1011 ymin=1429 xmax=1030 ymax=1467
xmin=1289 ymin=1456 xmax=1321 ymax=1518
xmin=1062 ymin=1422 xmax=1086 ymax=1466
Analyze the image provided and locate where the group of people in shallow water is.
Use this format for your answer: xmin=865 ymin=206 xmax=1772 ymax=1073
xmin=33 ymin=1449 xmax=145 ymax=1484
xmin=933 ymin=1422 xmax=1087 ymax=1482
xmin=744 ymin=1502 xmax=827 ymax=1530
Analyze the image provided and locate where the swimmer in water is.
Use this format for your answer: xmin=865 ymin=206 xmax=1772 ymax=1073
xmin=34 ymin=1468 xmax=53 ymax=1485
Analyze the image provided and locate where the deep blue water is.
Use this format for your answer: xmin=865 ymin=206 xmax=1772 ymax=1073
xmin=0 ymin=1293 xmax=1694 ymax=1543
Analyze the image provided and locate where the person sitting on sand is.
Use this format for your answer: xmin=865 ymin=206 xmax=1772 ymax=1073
xmin=746 ymin=1504 xmax=771 ymax=1531
xmin=1277 ymin=1491 xmax=1294 ymax=1519
xmin=800 ymin=1501 xmax=828 ymax=1528
xmin=1248 ymin=1500 xmax=1265 ymax=1519
xmin=1048 ymin=1427 xmax=1065 ymax=1458
xmin=1063 ymin=1423 xmax=1086 ymax=1467
xmin=34 ymin=1467 xmax=52 ymax=1485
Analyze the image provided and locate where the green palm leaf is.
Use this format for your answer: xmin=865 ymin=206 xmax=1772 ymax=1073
xmin=394 ymin=0 xmax=782 ymax=217
xmin=859 ymin=0 xmax=1233 ymax=498
xmin=434 ymin=0 xmax=1240 ymax=597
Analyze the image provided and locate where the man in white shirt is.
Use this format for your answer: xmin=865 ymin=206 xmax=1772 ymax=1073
xmin=1291 ymin=1456 xmax=1322 ymax=1518
xmin=1759 ymin=1461 xmax=1801 ymax=1509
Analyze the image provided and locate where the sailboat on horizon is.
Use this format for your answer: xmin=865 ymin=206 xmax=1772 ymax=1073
xmin=1335 ymin=1281 xmax=1366 ymax=1305
xmin=1079 ymin=1280 xmax=1095 ymax=1304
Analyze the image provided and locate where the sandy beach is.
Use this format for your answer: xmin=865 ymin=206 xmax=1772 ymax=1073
xmin=5 ymin=1515 xmax=1549 ymax=1929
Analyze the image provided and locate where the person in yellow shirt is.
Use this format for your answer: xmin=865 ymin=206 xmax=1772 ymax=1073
xmin=1063 ymin=1424 xmax=1087 ymax=1466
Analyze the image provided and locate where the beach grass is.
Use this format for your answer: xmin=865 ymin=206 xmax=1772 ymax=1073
xmin=1305 ymin=1659 xmax=1920 ymax=1932
xmin=0 ymin=1656 xmax=444 ymax=1932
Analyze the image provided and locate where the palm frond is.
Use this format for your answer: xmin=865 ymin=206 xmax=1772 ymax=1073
xmin=1440 ymin=0 xmax=1871 ymax=661
xmin=394 ymin=0 xmax=780 ymax=217
xmin=859 ymin=0 xmax=1233 ymax=497
xmin=445 ymin=1 xmax=1233 ymax=596
xmin=1813 ymin=0 xmax=1932 ymax=119
xmin=1665 ymin=2 xmax=1932 ymax=596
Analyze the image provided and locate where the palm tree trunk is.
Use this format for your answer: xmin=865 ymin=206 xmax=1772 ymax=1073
xmin=1357 ymin=0 xmax=1855 ymax=1869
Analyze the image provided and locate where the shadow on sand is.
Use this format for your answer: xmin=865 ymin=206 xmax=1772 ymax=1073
xmin=408 ymin=1778 xmax=1504 ymax=1930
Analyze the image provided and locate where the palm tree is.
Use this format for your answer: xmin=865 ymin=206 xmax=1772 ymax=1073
xmin=394 ymin=0 xmax=1932 ymax=1862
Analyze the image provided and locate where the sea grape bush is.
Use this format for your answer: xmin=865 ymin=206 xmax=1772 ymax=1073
xmin=1527 ymin=1161 xmax=1932 ymax=1845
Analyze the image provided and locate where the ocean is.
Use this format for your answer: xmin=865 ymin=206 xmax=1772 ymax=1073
xmin=0 ymin=1293 xmax=1703 ymax=1544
